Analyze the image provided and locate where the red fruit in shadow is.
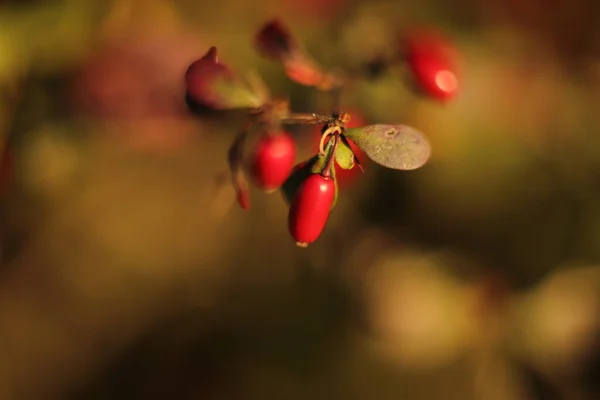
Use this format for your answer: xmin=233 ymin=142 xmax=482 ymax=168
xmin=249 ymin=131 xmax=296 ymax=191
xmin=255 ymin=19 xmax=296 ymax=61
xmin=185 ymin=47 xmax=235 ymax=110
xmin=401 ymin=28 xmax=459 ymax=102
xmin=288 ymin=173 xmax=335 ymax=247
xmin=313 ymin=110 xmax=368 ymax=188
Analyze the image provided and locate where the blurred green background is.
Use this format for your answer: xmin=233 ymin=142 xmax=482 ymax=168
xmin=1 ymin=0 xmax=600 ymax=399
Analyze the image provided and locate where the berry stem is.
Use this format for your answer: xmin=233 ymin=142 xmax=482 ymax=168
xmin=280 ymin=113 xmax=331 ymax=125
xmin=320 ymin=132 xmax=340 ymax=179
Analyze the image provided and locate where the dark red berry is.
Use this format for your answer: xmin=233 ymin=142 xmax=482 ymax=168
xmin=249 ymin=131 xmax=296 ymax=191
xmin=401 ymin=29 xmax=459 ymax=102
xmin=255 ymin=20 xmax=296 ymax=61
xmin=185 ymin=47 xmax=234 ymax=109
xmin=281 ymin=158 xmax=315 ymax=205
xmin=288 ymin=174 xmax=335 ymax=247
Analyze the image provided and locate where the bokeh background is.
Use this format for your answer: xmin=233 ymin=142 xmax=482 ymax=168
xmin=1 ymin=0 xmax=600 ymax=399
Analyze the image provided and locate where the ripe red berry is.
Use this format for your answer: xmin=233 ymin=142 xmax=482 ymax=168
xmin=401 ymin=29 xmax=459 ymax=102
xmin=249 ymin=131 xmax=296 ymax=191
xmin=288 ymin=173 xmax=335 ymax=247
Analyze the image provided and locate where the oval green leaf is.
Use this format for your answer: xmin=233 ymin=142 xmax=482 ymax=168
xmin=213 ymin=77 xmax=264 ymax=109
xmin=334 ymin=139 xmax=355 ymax=170
xmin=343 ymin=124 xmax=431 ymax=170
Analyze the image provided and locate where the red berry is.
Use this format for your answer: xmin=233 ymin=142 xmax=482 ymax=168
xmin=185 ymin=47 xmax=235 ymax=109
xmin=401 ymin=29 xmax=459 ymax=102
xmin=255 ymin=20 xmax=295 ymax=61
xmin=249 ymin=131 xmax=296 ymax=191
xmin=288 ymin=174 xmax=335 ymax=247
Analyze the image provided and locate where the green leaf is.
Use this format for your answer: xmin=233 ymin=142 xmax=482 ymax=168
xmin=343 ymin=124 xmax=431 ymax=170
xmin=334 ymin=138 xmax=355 ymax=170
xmin=213 ymin=77 xmax=264 ymax=110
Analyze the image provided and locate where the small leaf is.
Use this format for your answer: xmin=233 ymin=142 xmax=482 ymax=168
xmin=334 ymin=138 xmax=355 ymax=170
xmin=283 ymin=56 xmax=326 ymax=87
xmin=343 ymin=124 xmax=431 ymax=170
xmin=212 ymin=77 xmax=264 ymax=109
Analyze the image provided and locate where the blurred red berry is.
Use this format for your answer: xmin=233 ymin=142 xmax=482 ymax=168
xmin=69 ymin=32 xmax=204 ymax=120
xmin=288 ymin=173 xmax=335 ymax=247
xmin=249 ymin=131 xmax=296 ymax=191
xmin=185 ymin=47 xmax=237 ymax=110
xmin=313 ymin=110 xmax=368 ymax=187
xmin=255 ymin=20 xmax=296 ymax=61
xmin=401 ymin=29 xmax=459 ymax=102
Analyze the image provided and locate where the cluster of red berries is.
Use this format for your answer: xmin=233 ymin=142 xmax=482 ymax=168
xmin=184 ymin=19 xmax=459 ymax=247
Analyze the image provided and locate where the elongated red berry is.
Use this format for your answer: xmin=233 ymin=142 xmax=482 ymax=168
xmin=288 ymin=174 xmax=335 ymax=247
xmin=401 ymin=29 xmax=459 ymax=102
xmin=249 ymin=131 xmax=296 ymax=191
